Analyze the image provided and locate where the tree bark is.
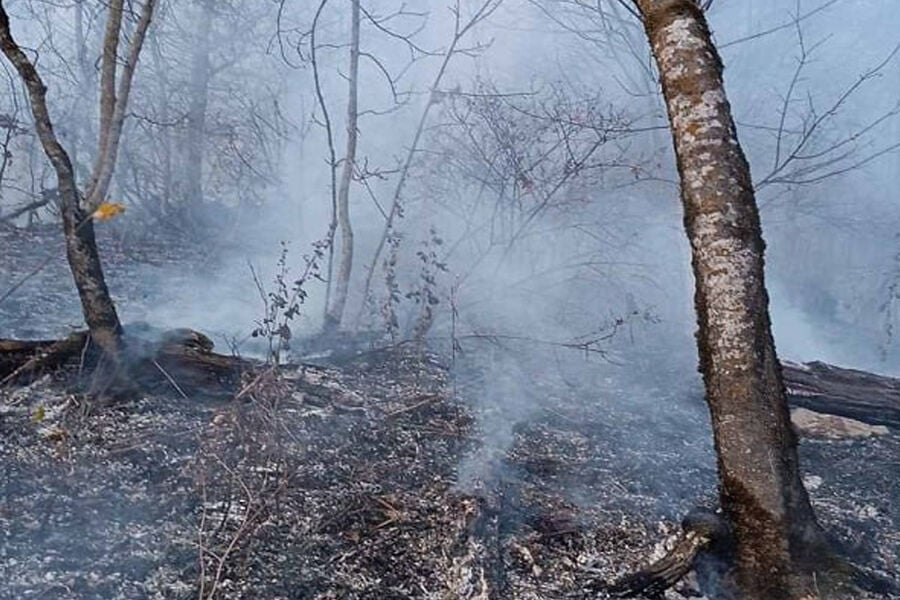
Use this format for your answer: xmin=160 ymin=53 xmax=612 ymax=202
xmin=94 ymin=0 xmax=124 ymax=172
xmin=633 ymin=1 xmax=828 ymax=597
xmin=323 ymin=0 xmax=360 ymax=333
xmin=84 ymin=0 xmax=157 ymax=210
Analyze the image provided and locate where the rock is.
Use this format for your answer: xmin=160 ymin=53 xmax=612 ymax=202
xmin=802 ymin=474 xmax=823 ymax=491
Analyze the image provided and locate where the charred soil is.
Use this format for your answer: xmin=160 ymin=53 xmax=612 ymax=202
xmin=0 ymin=225 xmax=897 ymax=599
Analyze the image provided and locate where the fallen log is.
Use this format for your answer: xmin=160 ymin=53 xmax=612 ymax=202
xmin=0 ymin=325 xmax=250 ymax=397
xmin=600 ymin=508 xmax=734 ymax=599
xmin=2 ymin=330 xmax=900 ymax=424
xmin=0 ymin=332 xmax=90 ymax=382
xmin=782 ymin=360 xmax=900 ymax=428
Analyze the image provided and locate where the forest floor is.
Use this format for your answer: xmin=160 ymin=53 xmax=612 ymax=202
xmin=0 ymin=224 xmax=898 ymax=599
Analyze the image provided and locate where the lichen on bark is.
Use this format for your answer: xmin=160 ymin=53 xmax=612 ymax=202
xmin=634 ymin=0 xmax=832 ymax=597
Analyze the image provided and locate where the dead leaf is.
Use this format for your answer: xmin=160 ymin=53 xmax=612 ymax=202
xmin=92 ymin=202 xmax=126 ymax=222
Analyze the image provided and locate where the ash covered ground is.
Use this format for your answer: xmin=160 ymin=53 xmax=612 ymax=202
xmin=0 ymin=224 xmax=898 ymax=599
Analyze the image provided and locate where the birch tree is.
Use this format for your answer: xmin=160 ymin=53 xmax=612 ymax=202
xmin=631 ymin=0 xmax=833 ymax=596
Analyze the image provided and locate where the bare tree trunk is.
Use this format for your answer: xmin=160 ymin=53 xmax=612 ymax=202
xmin=94 ymin=0 xmax=124 ymax=172
xmin=72 ymin=0 xmax=90 ymax=174
xmin=322 ymin=0 xmax=360 ymax=333
xmin=308 ymin=0 xmax=339 ymax=323
xmin=150 ymin=28 xmax=173 ymax=215
xmin=0 ymin=3 xmax=122 ymax=355
xmin=633 ymin=1 xmax=828 ymax=597
xmin=84 ymin=0 xmax=156 ymax=210
xmin=183 ymin=0 xmax=212 ymax=213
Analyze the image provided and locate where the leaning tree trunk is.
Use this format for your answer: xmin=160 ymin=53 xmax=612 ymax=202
xmin=1 ymin=0 xmax=155 ymax=360
xmin=0 ymin=3 xmax=122 ymax=356
xmin=634 ymin=1 xmax=827 ymax=597
xmin=323 ymin=0 xmax=360 ymax=333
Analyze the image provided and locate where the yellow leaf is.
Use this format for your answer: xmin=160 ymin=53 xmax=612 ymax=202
xmin=32 ymin=404 xmax=45 ymax=423
xmin=92 ymin=202 xmax=126 ymax=221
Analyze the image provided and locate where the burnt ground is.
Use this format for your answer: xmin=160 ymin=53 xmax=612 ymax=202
xmin=0 ymin=223 xmax=898 ymax=599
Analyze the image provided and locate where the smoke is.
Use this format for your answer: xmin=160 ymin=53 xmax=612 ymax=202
xmin=2 ymin=0 xmax=899 ymax=513
xmin=438 ymin=0 xmax=900 ymax=499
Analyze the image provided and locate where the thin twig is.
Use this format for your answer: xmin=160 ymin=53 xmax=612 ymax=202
xmin=385 ymin=393 xmax=440 ymax=418
xmin=151 ymin=358 xmax=188 ymax=400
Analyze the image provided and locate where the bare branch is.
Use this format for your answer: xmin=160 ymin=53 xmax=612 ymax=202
xmin=719 ymin=0 xmax=841 ymax=49
xmin=354 ymin=0 xmax=506 ymax=327
xmin=757 ymin=41 xmax=900 ymax=189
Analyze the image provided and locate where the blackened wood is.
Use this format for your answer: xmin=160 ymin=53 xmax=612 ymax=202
xmin=783 ymin=361 xmax=900 ymax=428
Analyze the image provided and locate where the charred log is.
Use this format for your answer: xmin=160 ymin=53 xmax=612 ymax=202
xmin=604 ymin=507 xmax=897 ymax=599
xmin=0 ymin=332 xmax=90 ymax=382
xmin=0 ymin=325 xmax=248 ymax=396
xmin=2 ymin=330 xmax=898 ymax=425
xmin=782 ymin=361 xmax=900 ymax=428
xmin=603 ymin=508 xmax=734 ymax=599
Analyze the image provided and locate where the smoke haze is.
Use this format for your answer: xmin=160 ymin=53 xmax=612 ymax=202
xmin=1 ymin=0 xmax=898 ymax=486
